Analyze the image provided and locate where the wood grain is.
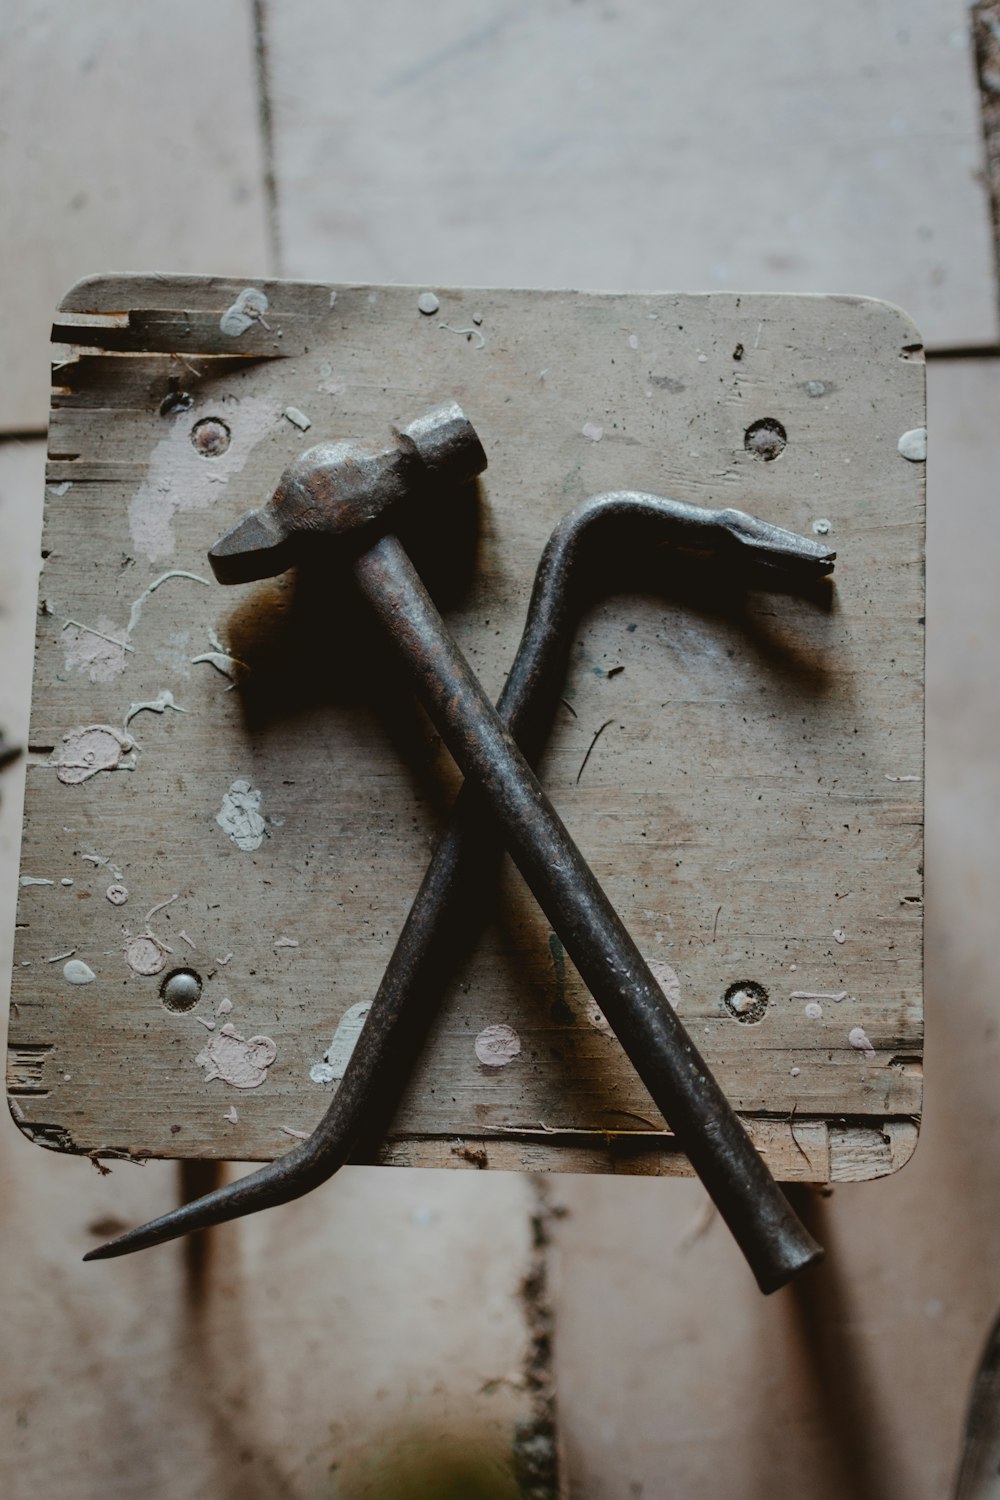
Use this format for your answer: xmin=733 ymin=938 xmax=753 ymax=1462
xmin=7 ymin=275 xmax=925 ymax=1182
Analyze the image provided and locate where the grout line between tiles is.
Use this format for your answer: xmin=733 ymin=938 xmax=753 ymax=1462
xmin=252 ymin=0 xmax=283 ymax=278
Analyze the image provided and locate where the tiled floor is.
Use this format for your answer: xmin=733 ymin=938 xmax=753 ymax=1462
xmin=3 ymin=3 xmax=998 ymax=1496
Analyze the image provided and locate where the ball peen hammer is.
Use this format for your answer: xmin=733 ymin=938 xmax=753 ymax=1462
xmin=87 ymin=402 xmax=823 ymax=1292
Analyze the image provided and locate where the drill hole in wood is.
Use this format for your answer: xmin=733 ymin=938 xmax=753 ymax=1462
xmin=724 ymin=981 xmax=769 ymax=1024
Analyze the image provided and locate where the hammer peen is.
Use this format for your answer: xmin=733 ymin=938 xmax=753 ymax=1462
xmin=88 ymin=402 xmax=824 ymax=1292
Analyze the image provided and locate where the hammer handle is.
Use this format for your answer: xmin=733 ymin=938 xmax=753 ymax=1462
xmin=354 ymin=532 xmax=822 ymax=1295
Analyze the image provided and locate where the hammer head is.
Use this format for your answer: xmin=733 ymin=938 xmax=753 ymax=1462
xmin=209 ymin=401 xmax=487 ymax=584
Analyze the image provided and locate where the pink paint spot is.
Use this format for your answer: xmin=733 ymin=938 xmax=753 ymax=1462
xmin=475 ymin=1024 xmax=521 ymax=1068
xmin=56 ymin=726 xmax=134 ymax=785
xmin=848 ymin=1026 xmax=876 ymax=1058
xmin=196 ymin=1026 xmax=277 ymax=1089
xmin=125 ymin=935 xmax=166 ymax=977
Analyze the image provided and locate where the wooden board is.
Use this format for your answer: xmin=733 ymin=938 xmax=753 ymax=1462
xmin=7 ymin=275 xmax=925 ymax=1182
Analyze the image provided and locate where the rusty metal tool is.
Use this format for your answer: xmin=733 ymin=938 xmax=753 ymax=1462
xmin=87 ymin=404 xmax=828 ymax=1291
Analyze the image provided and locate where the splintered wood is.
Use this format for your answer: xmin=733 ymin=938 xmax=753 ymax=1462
xmin=7 ymin=277 xmax=925 ymax=1182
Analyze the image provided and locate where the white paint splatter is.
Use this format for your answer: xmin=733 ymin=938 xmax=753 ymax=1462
xmin=791 ymin=990 xmax=848 ymax=1003
xmin=322 ymin=1000 xmax=372 ymax=1080
xmin=46 ymin=948 xmax=76 ymax=963
xmin=441 ymin=322 xmax=487 ymax=350
xmin=790 ymin=1066 xmax=801 ymax=1077
xmin=144 ymin=894 xmax=178 ymax=927
xmin=897 ymin=427 xmax=927 ymax=462
xmin=126 ymin=570 xmax=211 ymax=638
xmin=56 ymin=726 xmax=135 ymax=785
xmin=128 ymin=394 xmax=278 ymax=561
xmin=812 ymin=518 xmax=831 ymax=535
xmin=217 ymin=778 xmax=267 ymax=851
xmin=649 ymin=960 xmax=682 ymax=1008
xmin=309 ymin=1062 xmax=337 ymax=1084
xmin=19 ymin=876 xmax=54 ymax=887
xmin=833 ymin=928 xmax=847 ymax=944
xmin=61 ymin=573 xmax=210 ymax=685
xmin=124 ymin=689 xmax=186 ymax=729
xmin=62 ymin=617 xmax=129 ymax=682
xmin=223 ymin=1105 xmax=239 ymax=1123
xmin=196 ymin=1025 xmax=277 ymax=1089
xmin=885 ymin=774 xmax=920 ymax=783
xmin=80 ymin=849 xmax=125 ymax=881
xmin=283 ymin=406 xmax=312 ymax=431
xmin=581 ymin=422 xmax=604 ymax=442
xmin=417 ymin=291 xmax=440 ymax=315
xmin=125 ymin=935 xmax=167 ymax=977
xmin=217 ymin=998 xmax=233 ymax=1015
xmin=273 ymin=936 xmax=299 ymax=950
xmin=64 ymin=959 xmax=95 ymax=985
xmin=804 ymin=1001 xmax=823 ymax=1019
xmin=475 ymin=1024 xmax=521 ymax=1068
xmin=219 ymin=287 xmax=269 ymax=336
xmin=279 ymin=1125 xmax=309 ymax=1140
xmin=848 ymin=1026 xmax=877 ymax=1058
xmin=192 ymin=636 xmax=247 ymax=684
xmin=106 ymin=884 xmax=128 ymax=905
xmin=628 ymin=334 xmax=639 ymax=350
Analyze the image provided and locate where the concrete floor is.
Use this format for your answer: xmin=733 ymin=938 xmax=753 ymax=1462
xmin=2 ymin=2 xmax=999 ymax=1496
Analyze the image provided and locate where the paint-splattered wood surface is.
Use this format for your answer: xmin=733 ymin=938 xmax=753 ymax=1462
xmin=7 ymin=276 xmax=925 ymax=1182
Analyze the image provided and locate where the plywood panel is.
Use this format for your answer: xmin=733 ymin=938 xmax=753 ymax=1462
xmin=7 ymin=275 xmax=925 ymax=1182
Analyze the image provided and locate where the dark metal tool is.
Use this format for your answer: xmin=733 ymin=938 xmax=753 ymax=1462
xmin=87 ymin=404 xmax=830 ymax=1292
